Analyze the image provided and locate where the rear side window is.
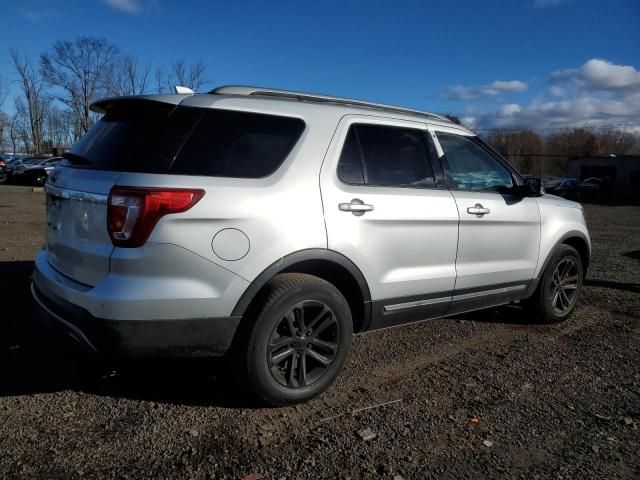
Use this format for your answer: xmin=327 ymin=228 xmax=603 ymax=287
xmin=171 ymin=110 xmax=304 ymax=178
xmin=69 ymin=103 xmax=305 ymax=178
xmin=337 ymin=124 xmax=435 ymax=188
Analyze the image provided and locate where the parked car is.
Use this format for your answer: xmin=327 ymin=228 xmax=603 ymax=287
xmin=4 ymin=156 xmax=51 ymax=183
xmin=31 ymin=86 xmax=591 ymax=405
xmin=0 ymin=157 xmax=7 ymax=183
xmin=545 ymin=177 xmax=578 ymax=197
xmin=11 ymin=157 xmax=63 ymax=186
xmin=578 ymin=177 xmax=604 ymax=192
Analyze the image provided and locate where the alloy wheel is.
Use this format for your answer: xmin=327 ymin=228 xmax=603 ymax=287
xmin=267 ymin=300 xmax=340 ymax=388
xmin=549 ymin=257 xmax=579 ymax=315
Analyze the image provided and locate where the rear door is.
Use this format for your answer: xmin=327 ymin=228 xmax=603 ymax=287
xmin=429 ymin=126 xmax=540 ymax=313
xmin=320 ymin=116 xmax=459 ymax=329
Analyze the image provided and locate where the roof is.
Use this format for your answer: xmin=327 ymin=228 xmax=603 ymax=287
xmin=210 ymin=85 xmax=452 ymax=123
xmin=90 ymin=86 xmax=462 ymax=131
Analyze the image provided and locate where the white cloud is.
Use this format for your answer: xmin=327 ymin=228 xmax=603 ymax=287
xmin=553 ymin=58 xmax=640 ymax=91
xmin=473 ymin=59 xmax=640 ymax=131
xmin=103 ymin=0 xmax=142 ymax=14
xmin=443 ymin=80 xmax=528 ymax=100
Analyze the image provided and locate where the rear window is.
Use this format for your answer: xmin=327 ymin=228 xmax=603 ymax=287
xmin=69 ymin=103 xmax=305 ymax=178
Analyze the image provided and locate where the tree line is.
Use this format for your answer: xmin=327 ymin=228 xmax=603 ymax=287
xmin=0 ymin=36 xmax=206 ymax=155
xmin=444 ymin=115 xmax=639 ymax=176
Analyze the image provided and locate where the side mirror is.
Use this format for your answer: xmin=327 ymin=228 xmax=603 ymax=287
xmin=521 ymin=177 xmax=545 ymax=197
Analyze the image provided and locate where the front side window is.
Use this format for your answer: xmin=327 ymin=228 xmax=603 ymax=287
xmin=337 ymin=124 xmax=435 ymax=188
xmin=436 ymin=132 xmax=514 ymax=191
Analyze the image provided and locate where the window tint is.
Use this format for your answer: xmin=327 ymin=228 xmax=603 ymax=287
xmin=69 ymin=102 xmax=202 ymax=173
xmin=171 ymin=110 xmax=304 ymax=178
xmin=337 ymin=124 xmax=435 ymax=188
xmin=337 ymin=128 xmax=365 ymax=184
xmin=69 ymin=104 xmax=304 ymax=178
xmin=436 ymin=132 xmax=513 ymax=191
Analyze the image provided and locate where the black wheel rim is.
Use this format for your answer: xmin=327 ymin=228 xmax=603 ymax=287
xmin=267 ymin=300 xmax=339 ymax=388
xmin=549 ymin=257 xmax=579 ymax=315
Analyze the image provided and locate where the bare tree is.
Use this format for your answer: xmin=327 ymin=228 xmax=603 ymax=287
xmin=0 ymin=74 xmax=7 ymax=111
xmin=11 ymin=100 xmax=34 ymax=154
xmin=156 ymin=59 xmax=206 ymax=93
xmin=0 ymin=75 xmax=7 ymax=149
xmin=106 ymin=54 xmax=151 ymax=96
xmin=486 ymin=129 xmax=544 ymax=174
xmin=41 ymin=37 xmax=119 ymax=134
xmin=596 ymin=127 xmax=638 ymax=155
xmin=10 ymin=50 xmax=48 ymax=153
xmin=43 ymin=106 xmax=74 ymax=149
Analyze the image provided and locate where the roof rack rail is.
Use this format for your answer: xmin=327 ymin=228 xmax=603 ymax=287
xmin=210 ymin=85 xmax=451 ymax=123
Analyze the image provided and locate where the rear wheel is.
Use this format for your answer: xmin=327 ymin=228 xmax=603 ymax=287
xmin=524 ymin=244 xmax=583 ymax=323
xmin=239 ymin=273 xmax=352 ymax=406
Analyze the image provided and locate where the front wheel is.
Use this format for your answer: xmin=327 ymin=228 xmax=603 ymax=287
xmin=239 ymin=273 xmax=352 ymax=406
xmin=524 ymin=244 xmax=583 ymax=323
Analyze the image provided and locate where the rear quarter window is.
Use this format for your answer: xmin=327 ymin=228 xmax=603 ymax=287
xmin=170 ymin=110 xmax=305 ymax=178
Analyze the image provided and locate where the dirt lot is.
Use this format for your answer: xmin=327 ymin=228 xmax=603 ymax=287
xmin=0 ymin=185 xmax=638 ymax=479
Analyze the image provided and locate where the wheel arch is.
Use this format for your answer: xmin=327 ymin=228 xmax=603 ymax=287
xmin=231 ymin=249 xmax=372 ymax=333
xmin=561 ymin=235 xmax=590 ymax=276
xmin=538 ymin=230 xmax=591 ymax=280
xmin=523 ymin=230 xmax=590 ymax=300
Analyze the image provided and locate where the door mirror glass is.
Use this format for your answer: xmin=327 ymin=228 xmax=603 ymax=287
xmin=522 ymin=177 xmax=545 ymax=196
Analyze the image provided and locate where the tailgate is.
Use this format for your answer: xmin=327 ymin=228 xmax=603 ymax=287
xmin=45 ymin=165 xmax=121 ymax=286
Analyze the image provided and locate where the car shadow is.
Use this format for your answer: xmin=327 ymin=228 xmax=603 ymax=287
xmin=622 ymin=250 xmax=640 ymax=262
xmin=584 ymin=278 xmax=640 ymax=294
xmin=0 ymin=260 xmax=263 ymax=408
xmin=452 ymin=304 xmax=535 ymax=326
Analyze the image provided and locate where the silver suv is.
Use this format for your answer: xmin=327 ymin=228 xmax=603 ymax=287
xmin=32 ymin=86 xmax=590 ymax=405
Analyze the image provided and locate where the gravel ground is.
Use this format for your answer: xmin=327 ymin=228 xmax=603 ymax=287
xmin=0 ymin=185 xmax=638 ymax=479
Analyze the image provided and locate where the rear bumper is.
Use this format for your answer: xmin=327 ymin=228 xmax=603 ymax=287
xmin=31 ymin=282 xmax=241 ymax=357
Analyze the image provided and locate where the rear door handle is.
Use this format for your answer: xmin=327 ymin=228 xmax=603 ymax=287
xmin=467 ymin=203 xmax=490 ymax=217
xmin=339 ymin=198 xmax=374 ymax=216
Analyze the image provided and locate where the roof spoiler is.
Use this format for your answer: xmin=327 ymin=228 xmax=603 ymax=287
xmin=90 ymin=94 xmax=191 ymax=114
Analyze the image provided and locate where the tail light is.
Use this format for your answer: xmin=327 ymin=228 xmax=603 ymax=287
xmin=107 ymin=187 xmax=205 ymax=247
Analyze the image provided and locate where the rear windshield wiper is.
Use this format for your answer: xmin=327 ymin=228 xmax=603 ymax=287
xmin=62 ymin=152 xmax=92 ymax=165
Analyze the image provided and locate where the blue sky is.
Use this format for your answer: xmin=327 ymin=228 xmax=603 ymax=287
xmin=1 ymin=0 xmax=639 ymax=130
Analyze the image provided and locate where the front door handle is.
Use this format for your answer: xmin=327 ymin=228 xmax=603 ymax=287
xmin=339 ymin=198 xmax=374 ymax=216
xmin=467 ymin=203 xmax=490 ymax=217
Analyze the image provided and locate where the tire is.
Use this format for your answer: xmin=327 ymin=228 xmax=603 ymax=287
xmin=524 ymin=244 xmax=583 ymax=323
xmin=238 ymin=273 xmax=352 ymax=406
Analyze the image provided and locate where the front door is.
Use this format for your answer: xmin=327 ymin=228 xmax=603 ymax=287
xmin=320 ymin=116 xmax=460 ymax=329
xmin=430 ymin=127 xmax=540 ymax=313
